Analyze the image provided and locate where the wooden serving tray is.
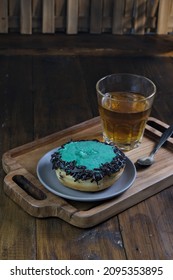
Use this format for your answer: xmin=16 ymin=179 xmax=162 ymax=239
xmin=2 ymin=117 xmax=173 ymax=228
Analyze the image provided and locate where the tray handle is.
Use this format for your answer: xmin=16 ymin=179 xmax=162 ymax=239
xmin=12 ymin=174 xmax=47 ymax=200
xmin=3 ymin=168 xmax=78 ymax=221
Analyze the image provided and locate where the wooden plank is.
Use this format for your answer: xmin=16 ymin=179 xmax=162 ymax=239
xmin=0 ymin=0 xmax=8 ymax=33
xmin=20 ymin=0 xmax=32 ymax=34
xmin=8 ymin=0 xmax=20 ymax=32
xmin=0 ymin=57 xmax=10 ymax=154
xmin=1 ymin=34 xmax=173 ymax=57
xmin=9 ymin=0 xmax=20 ymax=15
xmin=55 ymin=0 xmax=66 ymax=31
xmin=90 ymin=0 xmax=103 ymax=33
xmin=146 ymin=0 xmax=159 ymax=21
xmin=119 ymin=191 xmax=173 ymax=259
xmin=79 ymin=0 xmax=90 ymax=17
xmin=67 ymin=0 xmax=79 ymax=34
xmin=32 ymin=55 xmax=93 ymax=138
xmin=5 ymin=56 xmax=34 ymax=147
xmin=32 ymin=0 xmax=42 ymax=32
xmin=55 ymin=0 xmax=66 ymax=14
xmin=42 ymin=0 xmax=55 ymax=33
xmin=157 ymin=0 xmax=172 ymax=34
xmin=36 ymin=217 xmax=126 ymax=259
xmin=133 ymin=0 xmax=147 ymax=34
xmin=168 ymin=2 xmax=173 ymax=32
xmin=124 ymin=0 xmax=134 ymax=33
xmin=32 ymin=1 xmax=42 ymax=26
xmin=33 ymin=0 xmax=42 ymax=15
xmin=0 ymin=55 xmax=36 ymax=259
xmin=146 ymin=0 xmax=159 ymax=32
xmin=112 ymin=0 xmax=125 ymax=34
xmin=78 ymin=0 xmax=90 ymax=32
xmin=101 ymin=0 xmax=112 ymax=32
xmin=103 ymin=0 xmax=112 ymax=16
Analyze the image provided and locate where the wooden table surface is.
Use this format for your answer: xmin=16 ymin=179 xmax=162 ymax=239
xmin=0 ymin=34 xmax=173 ymax=260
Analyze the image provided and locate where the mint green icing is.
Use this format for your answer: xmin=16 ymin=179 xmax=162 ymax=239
xmin=59 ymin=141 xmax=117 ymax=170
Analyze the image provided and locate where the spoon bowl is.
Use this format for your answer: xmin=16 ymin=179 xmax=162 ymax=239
xmin=137 ymin=124 xmax=173 ymax=167
xmin=137 ymin=154 xmax=155 ymax=166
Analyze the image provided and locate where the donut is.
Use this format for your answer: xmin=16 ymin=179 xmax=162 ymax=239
xmin=50 ymin=140 xmax=126 ymax=192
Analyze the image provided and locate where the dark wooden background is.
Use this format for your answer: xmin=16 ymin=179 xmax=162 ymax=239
xmin=0 ymin=34 xmax=173 ymax=259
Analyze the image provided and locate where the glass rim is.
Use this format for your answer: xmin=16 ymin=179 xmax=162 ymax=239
xmin=96 ymin=73 xmax=156 ymax=101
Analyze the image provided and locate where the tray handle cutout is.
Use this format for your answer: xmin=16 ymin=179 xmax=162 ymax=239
xmin=147 ymin=119 xmax=173 ymax=137
xmin=12 ymin=175 xmax=47 ymax=200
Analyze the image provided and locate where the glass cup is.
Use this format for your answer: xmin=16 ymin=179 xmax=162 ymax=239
xmin=96 ymin=73 xmax=156 ymax=151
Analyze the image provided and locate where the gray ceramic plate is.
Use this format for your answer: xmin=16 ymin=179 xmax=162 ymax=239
xmin=37 ymin=148 xmax=136 ymax=202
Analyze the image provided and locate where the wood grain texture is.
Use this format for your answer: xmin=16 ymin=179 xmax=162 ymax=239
xmin=32 ymin=55 xmax=93 ymax=138
xmin=36 ymin=217 xmax=126 ymax=259
xmin=55 ymin=0 xmax=66 ymax=31
xmin=0 ymin=34 xmax=173 ymax=57
xmin=112 ymin=0 xmax=125 ymax=34
xmin=42 ymin=0 xmax=55 ymax=33
xmin=134 ymin=0 xmax=147 ymax=34
xmin=0 ymin=0 xmax=8 ymax=33
xmin=90 ymin=0 xmax=103 ymax=33
xmin=157 ymin=0 xmax=172 ymax=34
xmin=0 ymin=55 xmax=36 ymax=259
xmin=67 ymin=0 xmax=79 ymax=34
xmin=20 ymin=0 xmax=32 ymax=34
xmin=119 ymin=188 xmax=173 ymax=259
xmin=78 ymin=0 xmax=90 ymax=32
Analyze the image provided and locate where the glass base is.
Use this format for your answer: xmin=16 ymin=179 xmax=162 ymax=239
xmin=103 ymin=135 xmax=141 ymax=151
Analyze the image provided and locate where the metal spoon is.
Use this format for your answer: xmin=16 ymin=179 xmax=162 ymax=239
xmin=137 ymin=124 xmax=173 ymax=166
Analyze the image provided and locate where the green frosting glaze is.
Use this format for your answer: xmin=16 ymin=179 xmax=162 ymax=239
xmin=59 ymin=140 xmax=117 ymax=170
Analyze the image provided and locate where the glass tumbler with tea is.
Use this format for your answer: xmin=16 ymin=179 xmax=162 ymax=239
xmin=96 ymin=73 xmax=156 ymax=151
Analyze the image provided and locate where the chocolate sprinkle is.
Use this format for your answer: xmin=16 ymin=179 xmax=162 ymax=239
xmin=50 ymin=140 xmax=126 ymax=184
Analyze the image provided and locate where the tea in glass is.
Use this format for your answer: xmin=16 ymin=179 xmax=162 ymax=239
xmin=96 ymin=74 xmax=156 ymax=150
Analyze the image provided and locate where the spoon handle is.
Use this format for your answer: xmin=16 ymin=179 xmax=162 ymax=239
xmin=150 ymin=124 xmax=173 ymax=156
